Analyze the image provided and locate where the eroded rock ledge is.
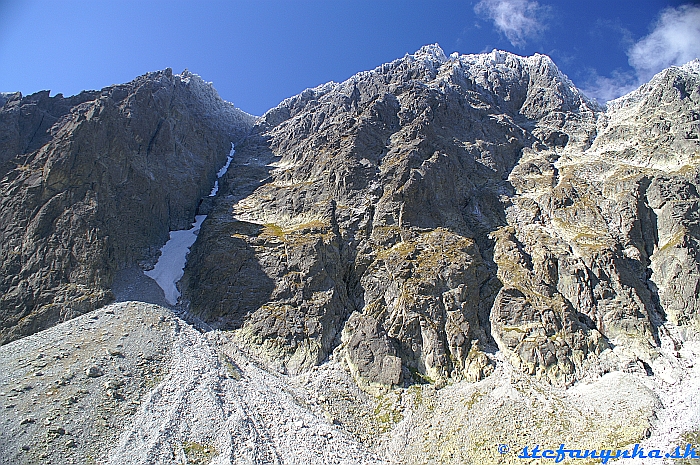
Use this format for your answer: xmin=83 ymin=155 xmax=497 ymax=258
xmin=0 ymin=70 xmax=255 ymax=344
xmin=183 ymin=47 xmax=700 ymax=390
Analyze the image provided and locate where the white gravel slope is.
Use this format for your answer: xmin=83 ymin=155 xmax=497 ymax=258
xmin=107 ymin=316 xmax=386 ymax=465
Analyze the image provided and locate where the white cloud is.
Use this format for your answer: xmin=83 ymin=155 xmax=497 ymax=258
xmin=474 ymin=0 xmax=548 ymax=48
xmin=583 ymin=3 xmax=700 ymax=103
xmin=628 ymin=4 xmax=700 ymax=82
xmin=580 ymin=69 xmax=639 ymax=103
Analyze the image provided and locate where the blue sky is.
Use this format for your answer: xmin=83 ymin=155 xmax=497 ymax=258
xmin=1 ymin=0 xmax=699 ymax=115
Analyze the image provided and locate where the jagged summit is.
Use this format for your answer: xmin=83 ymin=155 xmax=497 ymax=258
xmin=270 ymin=44 xmax=596 ymax=114
xmin=0 ymin=69 xmax=256 ymax=344
xmin=410 ymin=43 xmax=448 ymax=64
xmin=587 ymin=58 xmax=700 ymax=169
xmin=182 ymin=42 xmax=698 ymax=390
xmin=262 ymin=44 xmax=599 ymax=155
xmin=2 ymin=46 xmax=700 ymax=465
xmin=606 ymin=57 xmax=700 ymax=111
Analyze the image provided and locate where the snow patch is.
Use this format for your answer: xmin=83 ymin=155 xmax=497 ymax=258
xmin=209 ymin=144 xmax=235 ymax=197
xmin=147 ymin=144 xmax=236 ymax=304
xmin=145 ymin=215 xmax=206 ymax=305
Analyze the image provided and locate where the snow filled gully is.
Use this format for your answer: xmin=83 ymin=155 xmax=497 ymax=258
xmin=145 ymin=144 xmax=235 ymax=305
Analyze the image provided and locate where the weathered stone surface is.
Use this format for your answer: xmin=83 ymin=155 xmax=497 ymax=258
xmin=493 ymin=59 xmax=700 ymax=381
xmin=4 ymin=48 xmax=699 ymax=396
xmin=648 ymin=175 xmax=700 ymax=328
xmin=1 ymin=49 xmax=700 ymax=465
xmin=489 ymin=227 xmax=609 ymax=384
xmin=182 ymin=50 xmax=700 ymax=390
xmin=0 ymin=69 xmax=256 ymax=344
xmin=182 ymin=45 xmax=620 ymax=387
xmin=341 ymin=313 xmax=403 ymax=388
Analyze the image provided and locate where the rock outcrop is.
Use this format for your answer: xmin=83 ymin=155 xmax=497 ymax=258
xmin=495 ymin=59 xmax=700 ymax=383
xmin=2 ymin=47 xmax=700 ymax=465
xmin=175 ymin=46 xmax=654 ymax=387
xmin=179 ymin=46 xmax=698 ymax=389
xmin=0 ymin=70 xmax=256 ymax=344
xmin=6 ymin=48 xmax=697 ymax=388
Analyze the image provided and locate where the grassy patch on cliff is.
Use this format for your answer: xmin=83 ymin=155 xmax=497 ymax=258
xmin=182 ymin=441 xmax=217 ymax=465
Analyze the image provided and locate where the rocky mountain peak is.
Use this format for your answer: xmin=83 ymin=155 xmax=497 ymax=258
xmin=178 ymin=45 xmax=699 ymax=392
xmin=0 ymin=70 xmax=255 ymax=345
xmin=588 ymin=58 xmax=699 ymax=169
xmin=607 ymin=58 xmax=700 ymax=111
xmin=2 ymin=45 xmax=700 ymax=465
xmin=411 ymin=43 xmax=449 ymax=65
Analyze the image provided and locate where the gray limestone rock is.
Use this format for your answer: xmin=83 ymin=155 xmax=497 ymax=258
xmin=182 ymin=45 xmax=613 ymax=387
xmin=183 ymin=48 xmax=700 ymax=391
xmin=3 ymin=47 xmax=699 ymax=402
xmin=0 ymin=69 xmax=256 ymax=344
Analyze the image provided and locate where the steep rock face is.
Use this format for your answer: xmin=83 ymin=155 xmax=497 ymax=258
xmin=0 ymin=90 xmax=99 ymax=176
xmin=594 ymin=62 xmax=700 ymax=330
xmin=496 ymin=59 xmax=700 ymax=382
xmin=0 ymin=69 xmax=256 ymax=344
xmin=2 ymin=48 xmax=700 ymax=465
xmin=182 ymin=45 xmax=624 ymax=387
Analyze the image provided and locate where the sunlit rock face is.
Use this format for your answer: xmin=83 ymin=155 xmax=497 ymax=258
xmin=2 ymin=46 xmax=700 ymax=465
xmin=0 ymin=69 xmax=255 ymax=344
xmin=2 ymin=46 xmax=698 ymax=394
xmin=182 ymin=47 xmax=699 ymax=388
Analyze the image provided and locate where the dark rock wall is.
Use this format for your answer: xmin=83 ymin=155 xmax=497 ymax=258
xmin=3 ymin=49 xmax=698 ymax=393
xmin=181 ymin=46 xmax=630 ymax=387
xmin=0 ymin=69 xmax=255 ymax=344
